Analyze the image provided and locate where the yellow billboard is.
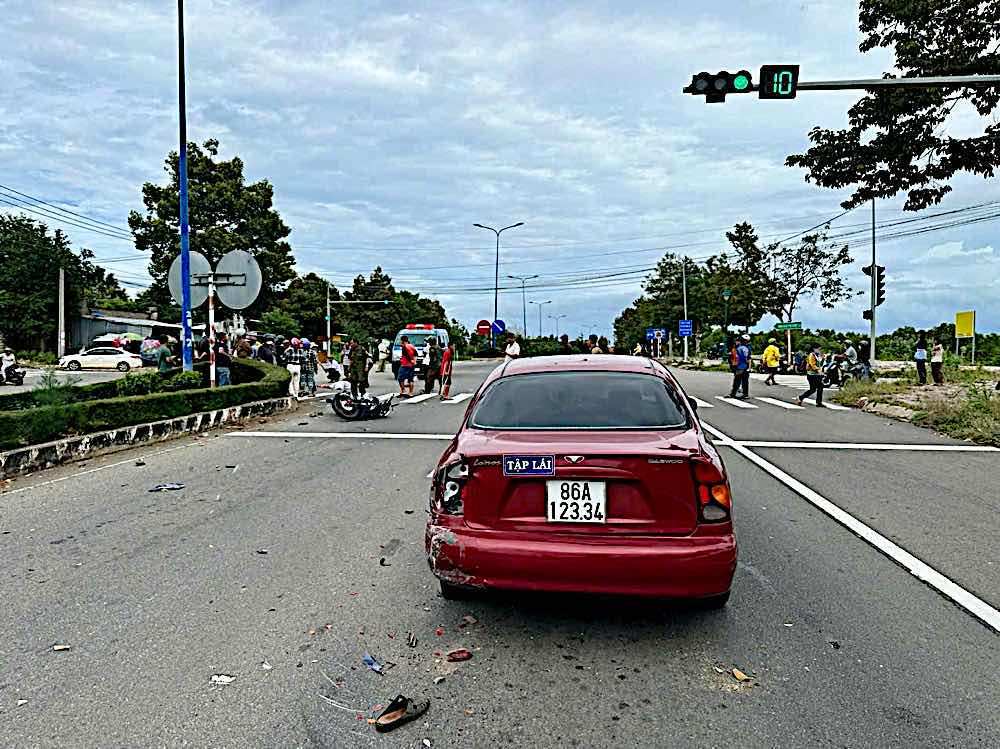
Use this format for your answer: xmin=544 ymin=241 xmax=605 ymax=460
xmin=955 ymin=311 xmax=975 ymax=338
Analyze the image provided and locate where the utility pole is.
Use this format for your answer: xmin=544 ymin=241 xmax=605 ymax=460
xmin=870 ymin=199 xmax=876 ymax=365
xmin=474 ymin=222 xmax=524 ymax=348
xmin=507 ymin=274 xmax=538 ymax=337
xmin=681 ymin=258 xmax=689 ymax=361
xmin=57 ymin=267 xmax=66 ymax=358
xmin=529 ymin=300 xmax=551 ymax=338
xmin=325 ymin=281 xmax=331 ymax=357
xmin=548 ymin=313 xmax=568 ymax=339
xmin=176 ymin=0 xmax=194 ymax=371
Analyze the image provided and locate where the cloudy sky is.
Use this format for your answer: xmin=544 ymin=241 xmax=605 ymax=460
xmin=2 ymin=0 xmax=998 ymax=337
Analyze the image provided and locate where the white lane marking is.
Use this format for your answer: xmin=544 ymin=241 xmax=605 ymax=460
xmin=231 ymin=431 xmax=452 ymax=440
xmin=692 ymin=397 xmax=714 ymax=408
xmin=702 ymin=420 xmax=1000 ymax=633
xmin=379 ymin=392 xmax=397 ymax=399
xmin=715 ymin=396 xmax=758 ymax=409
xmin=755 ymin=397 xmax=804 ymax=410
xmin=820 ymin=401 xmax=851 ymax=411
xmin=739 ymin=440 xmax=1000 ymax=452
xmin=442 ymin=393 xmax=472 ymax=404
xmin=1 ymin=442 xmax=198 ymax=497
xmin=400 ymin=393 xmax=436 ymax=404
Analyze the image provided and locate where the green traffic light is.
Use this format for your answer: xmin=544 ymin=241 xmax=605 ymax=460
xmin=733 ymin=74 xmax=749 ymax=91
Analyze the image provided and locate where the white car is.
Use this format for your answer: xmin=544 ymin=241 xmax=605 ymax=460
xmin=60 ymin=347 xmax=142 ymax=372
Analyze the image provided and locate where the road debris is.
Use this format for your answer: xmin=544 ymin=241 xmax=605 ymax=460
xmin=256 ymin=548 xmax=269 ymax=555
xmin=423 ymin=740 xmax=432 ymax=748
xmin=404 ymin=509 xmax=415 ymax=514
xmin=362 ymin=651 xmax=395 ymax=674
xmin=460 ymin=614 xmax=478 ymax=627
xmin=828 ymin=640 xmax=841 ymax=650
xmin=148 ymin=483 xmax=185 ymax=492
xmin=407 ymin=632 xmax=418 ymax=648
xmin=134 ymin=459 xmax=146 ymax=466
xmin=433 ymin=676 xmax=445 ymax=685
xmin=17 ymin=699 xmax=28 ymax=707
xmin=731 ymin=668 xmax=751 ymax=682
xmin=51 ymin=643 xmax=71 ymax=652
xmin=435 ymin=628 xmax=444 ymax=636
xmin=446 ymin=648 xmax=473 ymax=662
xmin=261 ymin=660 xmax=273 ymax=671
xmin=373 ymin=694 xmax=431 ymax=733
xmin=379 ymin=557 xmax=391 ymax=567
xmin=210 ymin=674 xmax=236 ymax=685
xmin=464 ymin=708 xmax=475 ymax=717
xmin=782 ymin=622 xmax=793 ymax=627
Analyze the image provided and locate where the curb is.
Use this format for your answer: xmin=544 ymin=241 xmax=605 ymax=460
xmin=0 ymin=396 xmax=293 ymax=479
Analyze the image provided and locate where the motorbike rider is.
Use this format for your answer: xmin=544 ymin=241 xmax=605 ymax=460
xmin=1 ymin=347 xmax=16 ymax=382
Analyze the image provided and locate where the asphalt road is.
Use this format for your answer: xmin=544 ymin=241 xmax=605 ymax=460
xmin=1 ymin=360 xmax=998 ymax=748
xmin=2 ymin=367 xmax=126 ymax=394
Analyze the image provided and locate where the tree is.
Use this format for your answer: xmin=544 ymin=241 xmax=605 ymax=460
xmin=0 ymin=215 xmax=126 ymax=351
xmin=258 ymin=310 xmax=301 ymax=338
xmin=129 ymin=139 xmax=296 ymax=321
xmin=786 ymin=0 xmax=1000 ymax=211
xmin=279 ymin=272 xmax=335 ymax=341
xmin=725 ymin=222 xmax=857 ymax=324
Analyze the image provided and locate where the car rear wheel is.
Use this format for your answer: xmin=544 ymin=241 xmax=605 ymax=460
xmin=439 ymin=580 xmax=472 ymax=601
xmin=66 ymin=360 xmax=82 ymax=371
xmin=116 ymin=361 xmax=131 ymax=372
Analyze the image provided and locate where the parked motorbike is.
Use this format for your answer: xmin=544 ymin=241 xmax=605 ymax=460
xmin=821 ymin=356 xmax=866 ymax=388
xmin=2 ymin=365 xmax=26 ymax=386
xmin=328 ymin=391 xmax=395 ymax=421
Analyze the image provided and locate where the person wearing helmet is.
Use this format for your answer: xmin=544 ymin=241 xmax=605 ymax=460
xmin=1 ymin=347 xmax=15 ymax=383
xmin=728 ymin=334 xmax=752 ymax=399
xmin=857 ymin=338 xmax=871 ymax=379
xmin=284 ymin=337 xmax=304 ymax=399
xmin=762 ymin=337 xmax=781 ymax=386
xmin=300 ymin=339 xmax=318 ymax=396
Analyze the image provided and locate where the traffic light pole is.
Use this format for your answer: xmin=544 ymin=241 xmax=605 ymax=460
xmin=791 ymin=74 xmax=1000 ymax=92
xmin=176 ymin=0 xmax=193 ymax=372
xmin=870 ymin=199 xmax=877 ymax=365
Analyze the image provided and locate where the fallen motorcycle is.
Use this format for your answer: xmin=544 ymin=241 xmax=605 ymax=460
xmin=1 ymin=365 xmax=26 ymax=386
xmin=328 ymin=391 xmax=395 ymax=421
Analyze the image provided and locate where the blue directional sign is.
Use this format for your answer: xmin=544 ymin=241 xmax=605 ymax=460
xmin=678 ymin=319 xmax=693 ymax=337
xmin=491 ymin=319 xmax=506 ymax=335
xmin=645 ymin=327 xmax=667 ymax=340
xmin=503 ymin=454 xmax=555 ymax=476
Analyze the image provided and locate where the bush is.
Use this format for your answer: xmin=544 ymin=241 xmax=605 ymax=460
xmin=0 ymin=359 xmax=288 ymax=451
xmin=912 ymin=386 xmax=1000 ymax=447
xmin=16 ymin=350 xmax=58 ymax=366
xmin=161 ymin=370 xmax=204 ymax=392
xmin=116 ymin=370 xmax=166 ymax=397
xmin=33 ymin=368 xmax=82 ymax=406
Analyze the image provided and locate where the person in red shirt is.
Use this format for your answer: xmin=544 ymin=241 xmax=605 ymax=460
xmin=397 ymin=335 xmax=417 ymax=397
xmin=439 ymin=341 xmax=455 ymax=400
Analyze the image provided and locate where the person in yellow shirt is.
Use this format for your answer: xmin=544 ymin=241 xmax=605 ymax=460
xmin=797 ymin=343 xmax=825 ymax=407
xmin=762 ymin=337 xmax=781 ymax=386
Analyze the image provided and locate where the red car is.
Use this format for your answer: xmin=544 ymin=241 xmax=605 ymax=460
xmin=425 ymin=355 xmax=736 ymax=608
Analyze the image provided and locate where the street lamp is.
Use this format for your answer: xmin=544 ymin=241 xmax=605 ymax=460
xmin=474 ymin=221 xmax=524 ymax=347
xmin=529 ymin=300 xmax=551 ymax=338
xmin=548 ymin=313 xmax=568 ymax=338
xmin=507 ymin=274 xmax=538 ymax=337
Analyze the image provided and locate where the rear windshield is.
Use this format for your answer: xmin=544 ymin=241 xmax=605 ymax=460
xmin=469 ymin=371 xmax=689 ymax=430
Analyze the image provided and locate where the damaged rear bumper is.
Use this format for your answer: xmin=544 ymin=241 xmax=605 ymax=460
xmin=425 ymin=521 xmax=736 ymax=598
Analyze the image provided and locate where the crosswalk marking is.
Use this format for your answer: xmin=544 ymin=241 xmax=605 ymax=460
xmin=715 ymin=396 xmax=758 ymax=409
xmin=443 ymin=393 xmax=472 ymax=404
xmin=820 ymin=401 xmax=851 ymax=411
xmin=692 ymin=397 xmax=714 ymax=408
xmin=755 ymin=396 xmax=803 ymax=410
xmin=400 ymin=393 xmax=436 ymax=404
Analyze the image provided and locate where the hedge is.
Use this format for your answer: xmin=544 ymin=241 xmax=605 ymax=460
xmin=0 ymin=359 xmax=289 ymax=451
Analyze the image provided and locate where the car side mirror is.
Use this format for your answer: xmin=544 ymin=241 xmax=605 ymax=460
xmin=688 ymin=395 xmax=699 ymax=412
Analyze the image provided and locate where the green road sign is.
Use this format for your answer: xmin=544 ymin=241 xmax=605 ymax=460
xmin=722 ymin=289 xmax=733 ymax=299
xmin=775 ymin=321 xmax=802 ymax=330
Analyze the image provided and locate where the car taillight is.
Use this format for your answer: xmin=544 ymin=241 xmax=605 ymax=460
xmin=430 ymin=457 xmax=469 ymax=515
xmin=692 ymin=458 xmax=732 ymax=523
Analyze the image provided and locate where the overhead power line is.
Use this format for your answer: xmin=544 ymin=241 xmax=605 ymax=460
xmin=0 ymin=183 xmax=133 ymax=236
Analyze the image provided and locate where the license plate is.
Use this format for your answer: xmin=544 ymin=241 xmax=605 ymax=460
xmin=545 ymin=481 xmax=606 ymax=523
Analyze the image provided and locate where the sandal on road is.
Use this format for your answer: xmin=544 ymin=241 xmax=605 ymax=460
xmin=374 ymin=694 xmax=430 ymax=733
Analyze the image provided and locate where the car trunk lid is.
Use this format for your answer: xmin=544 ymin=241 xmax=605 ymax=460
xmin=456 ymin=429 xmax=701 ymax=535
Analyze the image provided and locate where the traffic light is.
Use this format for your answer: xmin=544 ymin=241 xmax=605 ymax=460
xmin=874 ymin=265 xmax=886 ymax=307
xmin=863 ymin=310 xmax=873 ymax=321
xmin=758 ymin=65 xmax=800 ymax=99
xmin=683 ymin=70 xmax=753 ymax=103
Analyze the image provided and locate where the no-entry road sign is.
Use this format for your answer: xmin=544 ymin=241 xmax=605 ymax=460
xmin=476 ymin=319 xmax=492 ymax=335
